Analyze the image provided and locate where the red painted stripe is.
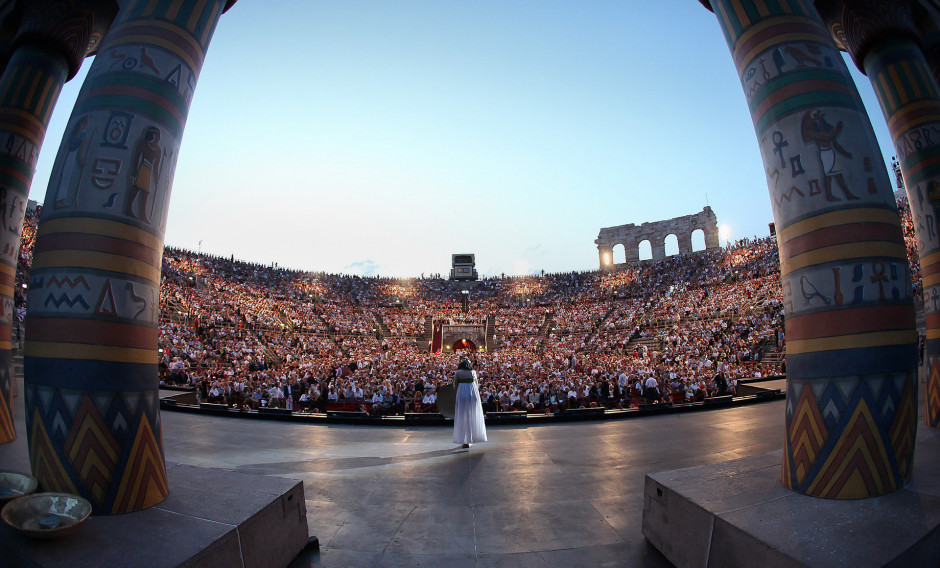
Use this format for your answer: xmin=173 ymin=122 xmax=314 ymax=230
xmin=0 ymin=324 xmax=11 ymax=341
xmin=0 ymin=272 xmax=14 ymax=287
xmin=781 ymin=223 xmax=903 ymax=258
xmin=85 ymin=84 xmax=184 ymax=126
xmin=105 ymin=23 xmax=204 ymax=67
xmin=733 ymin=20 xmax=828 ymax=69
xmin=925 ymin=313 xmax=940 ymax=330
xmin=0 ymin=164 xmax=31 ymax=187
xmin=903 ymin=153 xmax=940 ymax=179
xmin=922 ymin=262 xmax=940 ymax=277
xmin=0 ymin=111 xmax=44 ymax=140
xmin=890 ymin=104 xmax=940 ymax=131
xmin=753 ymin=79 xmax=855 ymax=123
xmin=28 ymin=318 xmax=156 ymax=349
xmin=788 ymin=305 xmax=915 ymax=340
xmin=35 ymin=233 xmax=160 ymax=267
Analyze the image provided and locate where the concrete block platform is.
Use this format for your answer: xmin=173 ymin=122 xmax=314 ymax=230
xmin=643 ymin=425 xmax=940 ymax=568
xmin=0 ymin=461 xmax=309 ymax=568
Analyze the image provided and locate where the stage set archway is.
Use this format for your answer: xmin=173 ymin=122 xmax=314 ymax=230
xmin=0 ymin=0 xmax=938 ymax=515
xmin=452 ymin=339 xmax=477 ymax=351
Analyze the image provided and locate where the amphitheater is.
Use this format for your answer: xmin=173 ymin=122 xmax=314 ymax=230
xmin=2 ymin=196 xmax=935 ymax=567
xmin=7 ymin=205 xmax=798 ymax=567
xmin=3 ymin=1 xmax=940 ymax=567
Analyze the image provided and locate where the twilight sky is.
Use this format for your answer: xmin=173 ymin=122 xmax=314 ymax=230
xmin=30 ymin=1 xmax=897 ymax=278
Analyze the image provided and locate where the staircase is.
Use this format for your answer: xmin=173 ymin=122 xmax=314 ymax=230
xmin=261 ymin=343 xmax=283 ymax=367
xmin=759 ymin=338 xmax=785 ymax=366
xmin=580 ymin=304 xmax=617 ymax=348
xmin=624 ymin=335 xmax=662 ymax=355
xmin=374 ymin=313 xmax=390 ymax=339
xmin=537 ymin=313 xmax=555 ymax=339
xmin=420 ymin=316 xmax=433 ymax=351
xmin=164 ymin=299 xmax=187 ymax=322
xmin=485 ymin=316 xmax=496 ymax=350
xmin=277 ymin=314 xmax=294 ymax=332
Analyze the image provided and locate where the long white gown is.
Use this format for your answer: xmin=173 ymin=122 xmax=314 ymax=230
xmin=452 ymin=369 xmax=487 ymax=444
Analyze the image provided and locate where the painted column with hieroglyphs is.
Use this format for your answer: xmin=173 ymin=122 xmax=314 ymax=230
xmin=0 ymin=0 xmax=114 ymax=445
xmin=24 ymin=0 xmax=235 ymax=514
xmin=816 ymin=0 xmax=940 ymax=429
xmin=911 ymin=1 xmax=940 ymax=86
xmin=704 ymin=0 xmax=918 ymax=498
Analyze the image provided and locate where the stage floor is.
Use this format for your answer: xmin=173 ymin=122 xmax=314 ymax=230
xmin=158 ymin=395 xmax=787 ymax=566
xmin=3 ymin=375 xmax=841 ymax=566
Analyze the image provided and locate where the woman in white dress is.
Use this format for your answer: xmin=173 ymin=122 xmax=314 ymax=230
xmin=453 ymin=356 xmax=487 ymax=448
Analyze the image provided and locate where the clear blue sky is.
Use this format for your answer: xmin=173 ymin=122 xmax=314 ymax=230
xmin=31 ymin=1 xmax=897 ymax=278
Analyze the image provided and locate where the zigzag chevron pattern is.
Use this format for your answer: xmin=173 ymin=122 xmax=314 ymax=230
xmin=65 ymin=397 xmax=119 ymax=508
xmin=112 ymin=413 xmax=167 ymax=513
xmin=780 ymin=437 xmax=793 ymax=487
xmin=0 ymin=355 xmax=12 ymax=443
xmin=807 ymin=400 xmax=894 ymax=499
xmin=29 ymin=408 xmax=77 ymax=495
xmin=787 ymin=384 xmax=828 ymax=487
xmin=889 ymin=378 xmax=917 ymax=481
xmin=783 ymin=372 xmax=916 ymax=498
xmin=928 ymin=356 xmax=940 ymax=428
xmin=0 ymin=388 xmax=13 ymax=443
xmin=27 ymin=384 xmax=166 ymax=513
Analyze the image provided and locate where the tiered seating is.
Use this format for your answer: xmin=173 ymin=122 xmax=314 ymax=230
xmin=9 ymin=197 xmax=920 ymax=416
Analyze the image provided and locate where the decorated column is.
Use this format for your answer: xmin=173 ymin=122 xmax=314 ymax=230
xmin=0 ymin=13 xmax=19 ymax=77
xmin=704 ymin=0 xmax=918 ymax=498
xmin=0 ymin=0 xmax=114 ymax=445
xmin=816 ymin=0 xmax=940 ymax=429
xmin=24 ymin=0 xmax=235 ymax=514
xmin=912 ymin=0 xmax=940 ymax=85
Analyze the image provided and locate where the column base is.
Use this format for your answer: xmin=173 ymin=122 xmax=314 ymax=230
xmin=642 ymin=425 xmax=940 ymax=568
xmin=0 ymin=462 xmax=309 ymax=568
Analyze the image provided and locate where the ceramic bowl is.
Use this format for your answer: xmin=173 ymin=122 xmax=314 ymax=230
xmin=1 ymin=492 xmax=92 ymax=539
xmin=0 ymin=471 xmax=38 ymax=504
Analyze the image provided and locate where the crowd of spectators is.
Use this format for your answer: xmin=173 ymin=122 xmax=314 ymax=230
xmin=897 ymin=195 xmax=924 ymax=304
xmin=7 ymin=196 xmax=921 ymax=418
xmin=153 ymin=231 xmax=790 ymax=416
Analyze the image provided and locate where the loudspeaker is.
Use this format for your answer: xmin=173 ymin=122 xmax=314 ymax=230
xmin=704 ymin=395 xmax=733 ymax=406
xmin=258 ymin=407 xmax=293 ymax=416
xmin=327 ymin=410 xmax=369 ymax=418
xmin=565 ymin=406 xmax=605 ymax=415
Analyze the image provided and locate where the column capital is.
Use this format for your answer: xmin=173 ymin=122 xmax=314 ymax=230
xmin=14 ymin=0 xmax=117 ymax=79
xmin=816 ymin=0 xmax=920 ymax=72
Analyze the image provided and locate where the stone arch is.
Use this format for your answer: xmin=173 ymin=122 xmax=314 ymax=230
xmin=664 ymin=234 xmax=679 ymax=256
xmin=595 ymin=207 xmax=720 ymax=268
xmin=637 ymin=239 xmax=652 ymax=261
xmin=691 ymin=229 xmax=706 ymax=252
xmin=612 ymin=243 xmax=626 ymax=264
